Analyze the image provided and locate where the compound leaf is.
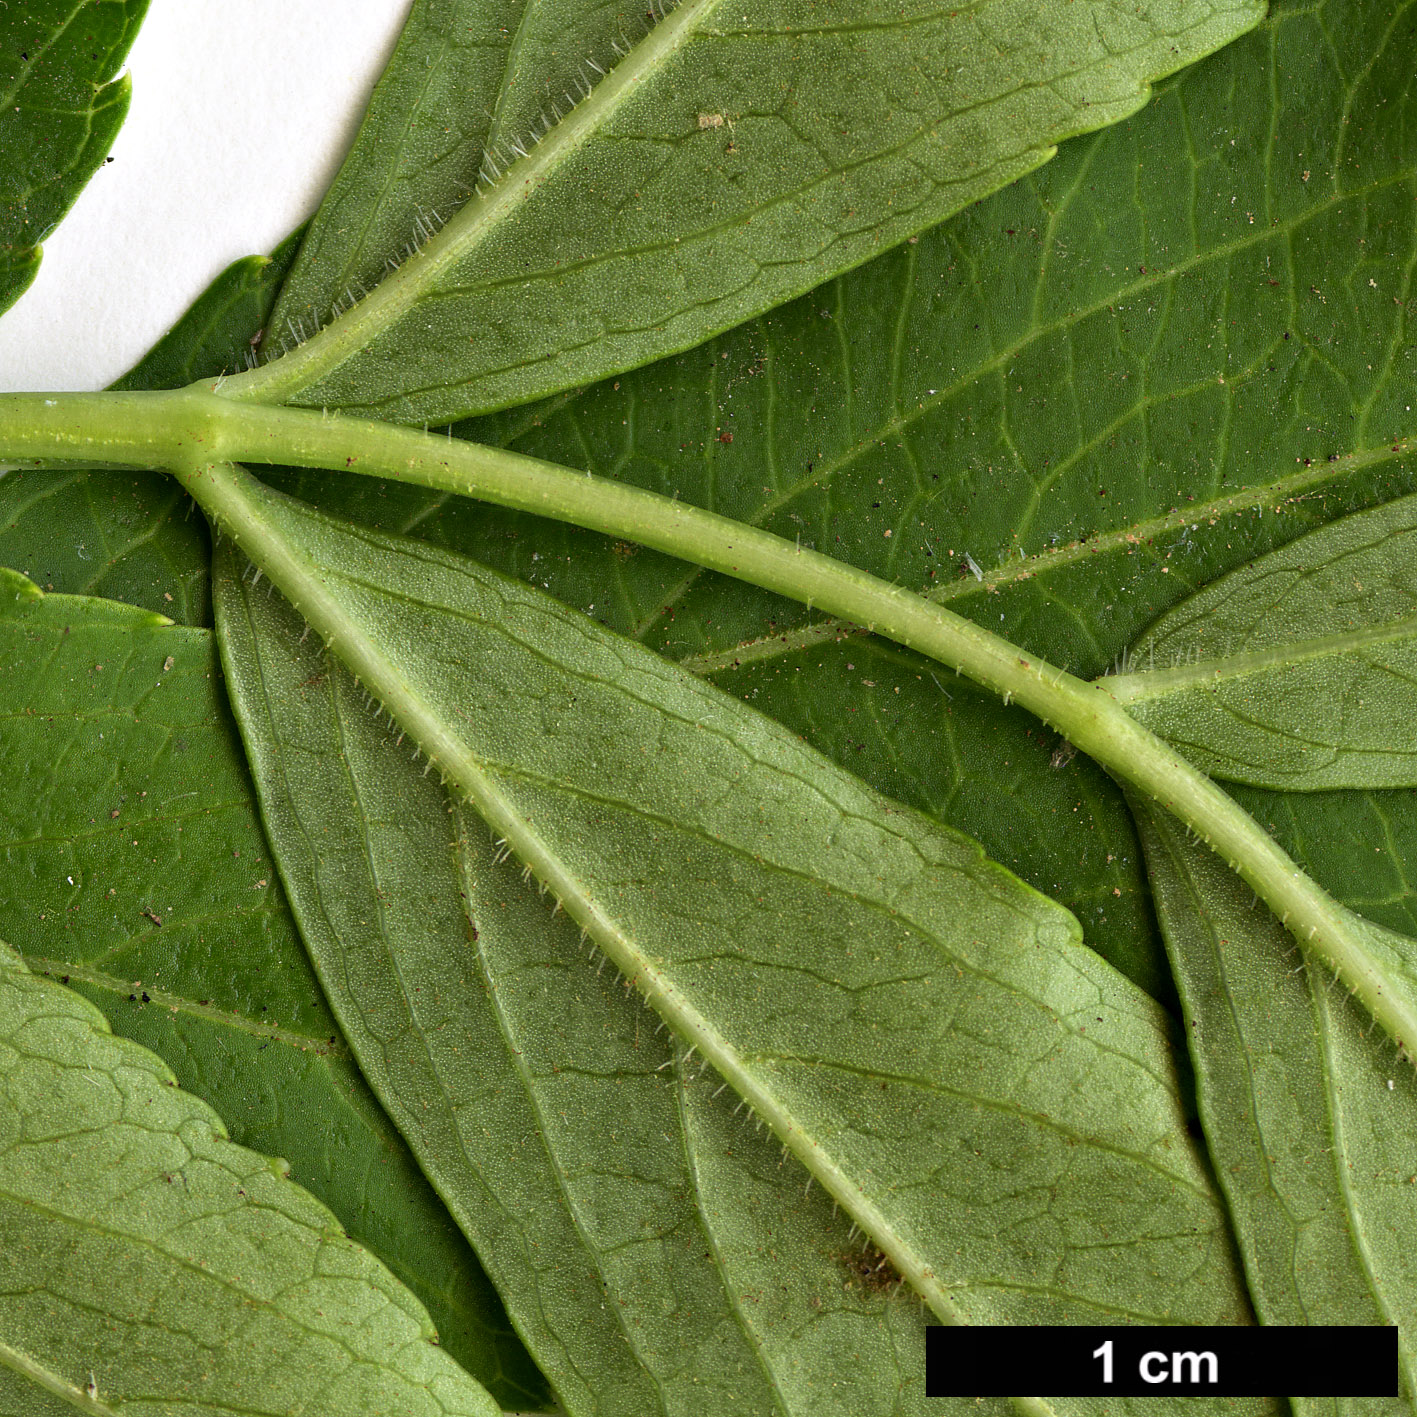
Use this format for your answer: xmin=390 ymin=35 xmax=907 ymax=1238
xmin=264 ymin=0 xmax=1417 ymax=1010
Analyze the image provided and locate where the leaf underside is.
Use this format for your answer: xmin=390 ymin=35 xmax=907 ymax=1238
xmin=1115 ymin=493 xmax=1417 ymax=790
xmin=9 ymin=0 xmax=1417 ymax=1407
xmin=1133 ymin=800 xmax=1416 ymax=1413
xmin=248 ymin=0 xmax=1265 ymax=423
xmin=207 ymin=470 xmax=1255 ymax=1417
xmin=246 ymin=0 xmax=1417 ymax=1021
xmin=0 ymin=938 xmax=501 ymax=1417
xmin=0 ymin=568 xmax=544 ymax=1409
xmin=218 ymin=536 xmax=935 ymax=1416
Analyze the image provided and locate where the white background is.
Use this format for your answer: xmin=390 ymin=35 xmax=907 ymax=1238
xmin=0 ymin=1 xmax=414 ymax=392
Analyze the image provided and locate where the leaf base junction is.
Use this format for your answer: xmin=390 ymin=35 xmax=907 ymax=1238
xmin=0 ymin=382 xmax=1410 ymax=1072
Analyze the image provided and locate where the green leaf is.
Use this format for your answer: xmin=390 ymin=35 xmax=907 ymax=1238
xmin=0 ymin=460 xmax=207 ymax=624
xmin=4 ymin=0 xmax=1416 ymax=1394
xmin=268 ymin=459 xmax=1173 ymax=1004
xmin=230 ymin=0 xmax=1264 ymax=423
xmin=201 ymin=463 xmax=1253 ymax=1338
xmin=0 ymin=938 xmax=501 ymax=1417
xmin=215 ymin=538 xmax=937 ymax=1416
xmin=255 ymin=0 xmax=1412 ymax=711
xmin=1131 ymin=798 xmax=1416 ymax=1410
xmin=0 ymin=234 xmax=301 ymax=627
xmin=0 ymin=0 xmax=148 ymax=320
xmin=1109 ymin=494 xmax=1417 ymax=790
xmin=0 ymin=567 xmax=545 ymax=1409
xmin=346 ymin=0 xmax=1417 ymax=1010
xmin=264 ymin=0 xmax=612 ymax=356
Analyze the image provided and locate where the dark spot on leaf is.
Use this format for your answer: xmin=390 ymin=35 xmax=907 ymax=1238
xmin=836 ymin=1241 xmax=902 ymax=1294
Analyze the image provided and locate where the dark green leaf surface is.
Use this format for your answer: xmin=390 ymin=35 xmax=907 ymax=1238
xmin=1113 ymin=494 xmax=1417 ymax=789
xmin=233 ymin=0 xmax=1264 ymax=422
xmin=204 ymin=469 xmax=1253 ymax=1335
xmin=0 ymin=0 xmax=149 ymax=319
xmin=0 ymin=462 xmax=208 ymax=624
xmin=216 ymin=538 xmax=935 ymax=1417
xmin=0 ymin=567 xmax=543 ymax=1408
xmin=1132 ymin=800 xmax=1416 ymax=1412
xmin=0 ymin=938 xmax=502 ymax=1417
xmin=1230 ymin=783 xmax=1417 ymax=945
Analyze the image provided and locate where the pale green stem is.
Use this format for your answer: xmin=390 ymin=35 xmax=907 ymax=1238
xmin=0 ymin=386 xmax=1411 ymax=1061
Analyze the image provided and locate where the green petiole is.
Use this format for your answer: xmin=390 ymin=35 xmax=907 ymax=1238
xmin=0 ymin=381 xmax=1411 ymax=1060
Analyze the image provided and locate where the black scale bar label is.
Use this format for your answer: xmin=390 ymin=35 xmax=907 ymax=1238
xmin=925 ymin=1326 xmax=1400 ymax=1398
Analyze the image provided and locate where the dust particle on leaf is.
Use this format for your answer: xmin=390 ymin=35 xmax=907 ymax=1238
xmin=837 ymin=1241 xmax=902 ymax=1294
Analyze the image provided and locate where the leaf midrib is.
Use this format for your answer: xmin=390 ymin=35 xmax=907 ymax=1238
xmin=444 ymin=751 xmax=1197 ymax=1131
xmin=0 ymin=1338 xmax=116 ymax=1416
xmin=342 ymin=138 xmax=1054 ymax=418
xmin=226 ymin=0 xmax=723 ymax=407
xmin=457 ymin=776 xmax=970 ymax=1326
xmin=225 ymin=0 xmax=1276 ymax=420
xmin=200 ymin=463 xmax=971 ymax=1327
xmin=225 ymin=578 xmax=464 ymax=1127
xmin=21 ymin=954 xmax=345 ymax=1056
xmin=1107 ymin=610 xmax=1417 ymax=707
